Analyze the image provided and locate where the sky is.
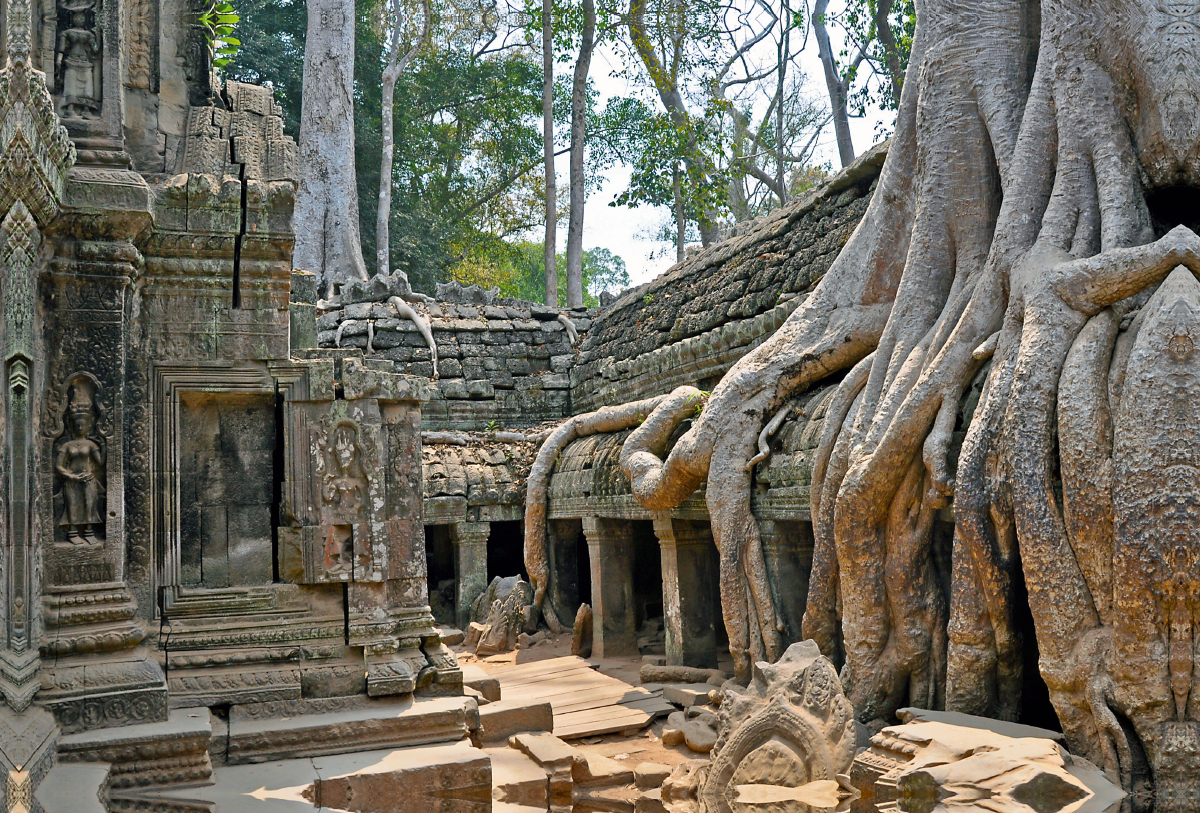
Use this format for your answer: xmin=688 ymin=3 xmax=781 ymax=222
xmin=562 ymin=24 xmax=895 ymax=289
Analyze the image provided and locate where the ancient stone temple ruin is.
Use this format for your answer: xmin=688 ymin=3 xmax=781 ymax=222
xmin=6 ymin=0 xmax=1200 ymax=810
xmin=0 ymin=0 xmax=468 ymax=806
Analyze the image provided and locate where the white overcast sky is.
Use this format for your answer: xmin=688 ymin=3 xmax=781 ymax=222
xmin=562 ymin=13 xmax=894 ymax=288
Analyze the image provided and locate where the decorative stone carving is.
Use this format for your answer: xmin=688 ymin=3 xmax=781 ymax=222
xmin=699 ymin=641 xmax=857 ymax=813
xmin=53 ymin=0 xmax=101 ymax=118
xmin=0 ymin=0 xmax=75 ymax=720
xmin=317 ymin=419 xmax=370 ymax=579
xmin=177 ymin=80 xmax=298 ymax=181
xmin=52 ymin=374 xmax=106 ymax=546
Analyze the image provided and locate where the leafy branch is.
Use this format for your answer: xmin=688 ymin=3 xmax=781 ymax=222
xmin=199 ymin=0 xmax=241 ymax=69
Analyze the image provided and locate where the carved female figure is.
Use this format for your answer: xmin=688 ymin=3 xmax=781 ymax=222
xmin=321 ymin=422 xmax=367 ymax=575
xmin=55 ymin=8 xmax=100 ymax=118
xmin=55 ymin=379 xmax=105 ymax=545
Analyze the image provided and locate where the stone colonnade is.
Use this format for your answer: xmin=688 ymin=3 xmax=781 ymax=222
xmin=438 ymin=513 xmax=815 ymax=668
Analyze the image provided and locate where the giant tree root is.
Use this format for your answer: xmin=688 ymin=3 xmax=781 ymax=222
xmin=524 ymin=395 xmax=671 ymax=632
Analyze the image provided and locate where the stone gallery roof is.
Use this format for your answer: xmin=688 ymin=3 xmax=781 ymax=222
xmin=572 ymin=143 xmax=887 ymax=411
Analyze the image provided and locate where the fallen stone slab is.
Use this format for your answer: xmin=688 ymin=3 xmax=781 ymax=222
xmin=662 ymin=683 xmax=716 ymax=708
xmin=441 ymin=626 xmax=466 ymax=646
xmin=487 ymin=746 xmax=548 ymax=808
xmin=634 ymin=762 xmax=672 ymax=789
xmin=896 ymin=706 xmax=1066 ymax=742
xmin=509 ymin=731 xmax=582 ymax=772
xmin=461 ymin=662 xmax=502 ymax=702
xmin=574 ymin=751 xmax=634 ymax=787
xmin=640 ymin=665 xmax=725 ymax=685
xmin=478 ymin=698 xmax=555 ymax=744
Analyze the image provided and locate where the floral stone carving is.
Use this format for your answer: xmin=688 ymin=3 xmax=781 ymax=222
xmin=699 ymin=641 xmax=858 ymax=813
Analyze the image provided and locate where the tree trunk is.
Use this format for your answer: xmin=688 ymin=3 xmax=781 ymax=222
xmin=872 ymin=0 xmax=904 ymax=104
xmin=811 ymin=0 xmax=854 ymax=168
xmin=626 ymin=0 xmax=721 ymax=247
xmin=775 ymin=10 xmax=789 ymax=207
xmin=376 ymin=0 xmax=431 ymax=278
xmin=294 ymin=0 xmax=370 ymax=295
xmin=542 ymin=0 xmax=558 ymax=308
xmin=674 ymin=163 xmax=685 ymax=263
xmin=565 ymin=0 xmax=595 ymax=309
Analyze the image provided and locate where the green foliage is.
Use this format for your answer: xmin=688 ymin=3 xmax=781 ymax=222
xmin=199 ymin=0 xmax=242 ymax=69
xmin=836 ymin=0 xmax=916 ymax=115
xmin=452 ymin=240 xmax=629 ymax=306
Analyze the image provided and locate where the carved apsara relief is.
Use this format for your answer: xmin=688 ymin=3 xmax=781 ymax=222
xmin=315 ymin=419 xmax=369 ymax=579
xmin=51 ymin=374 xmax=107 ymax=546
xmin=54 ymin=0 xmax=101 ymax=118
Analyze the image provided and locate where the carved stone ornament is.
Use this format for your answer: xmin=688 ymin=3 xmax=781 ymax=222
xmin=51 ymin=374 xmax=107 ymax=547
xmin=53 ymin=0 xmax=101 ymax=119
xmin=0 ymin=0 xmax=74 ymax=715
xmin=699 ymin=641 xmax=858 ymax=813
xmin=315 ymin=418 xmax=370 ymax=579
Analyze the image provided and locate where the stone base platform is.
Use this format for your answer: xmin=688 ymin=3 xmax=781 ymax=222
xmin=225 ymin=694 xmax=479 ymax=764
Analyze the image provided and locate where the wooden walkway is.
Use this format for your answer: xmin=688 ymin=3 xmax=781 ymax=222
xmin=490 ymin=656 xmax=674 ymax=739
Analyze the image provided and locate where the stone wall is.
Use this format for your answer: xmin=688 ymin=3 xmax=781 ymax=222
xmin=317 ymin=299 xmax=595 ymax=431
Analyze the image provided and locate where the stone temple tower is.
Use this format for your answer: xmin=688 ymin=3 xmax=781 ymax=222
xmin=0 ymin=0 xmax=461 ymax=804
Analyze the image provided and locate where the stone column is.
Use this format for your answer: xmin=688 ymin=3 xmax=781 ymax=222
xmin=451 ymin=521 xmax=490 ymax=629
xmin=758 ymin=520 xmax=813 ymax=647
xmin=653 ymin=516 xmax=720 ymax=668
xmin=582 ymin=516 xmax=637 ymax=658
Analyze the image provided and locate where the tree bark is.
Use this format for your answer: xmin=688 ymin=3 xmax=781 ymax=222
xmin=376 ymin=0 xmax=431 ymax=278
xmin=564 ymin=0 xmax=595 ymax=309
xmin=294 ymin=0 xmax=371 ymax=295
xmin=542 ymin=0 xmax=558 ymax=308
xmin=872 ymin=0 xmax=904 ymax=104
xmin=811 ymin=0 xmax=854 ymax=168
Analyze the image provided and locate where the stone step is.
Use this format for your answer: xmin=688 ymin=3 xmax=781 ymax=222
xmin=57 ymin=707 xmax=213 ymax=789
xmin=225 ymin=694 xmax=478 ymax=764
xmin=488 ymin=746 xmax=549 ymax=808
xmin=34 ymin=763 xmax=109 ymax=813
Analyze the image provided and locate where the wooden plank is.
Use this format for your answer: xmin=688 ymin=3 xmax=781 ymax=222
xmin=498 ymin=667 xmax=602 ymax=691
xmin=491 ymin=657 xmax=596 ymax=680
xmin=529 ymin=687 xmax=645 ymax=714
xmin=555 ymin=710 xmax=653 ymax=739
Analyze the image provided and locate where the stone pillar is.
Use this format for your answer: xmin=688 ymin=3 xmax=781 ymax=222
xmin=758 ymin=520 xmax=814 ymax=647
xmin=451 ymin=521 xmax=490 ymax=629
xmin=582 ymin=517 xmax=637 ymax=658
xmin=653 ymin=516 xmax=720 ymax=668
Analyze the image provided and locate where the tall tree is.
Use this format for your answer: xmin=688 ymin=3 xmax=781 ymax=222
xmin=811 ymin=0 xmax=856 ymax=166
xmin=625 ymin=0 xmax=722 ymax=247
xmin=376 ymin=0 xmax=432 ymax=277
xmin=564 ymin=0 xmax=596 ymax=308
xmin=294 ymin=0 xmax=371 ymax=294
xmin=541 ymin=0 xmax=558 ymax=307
